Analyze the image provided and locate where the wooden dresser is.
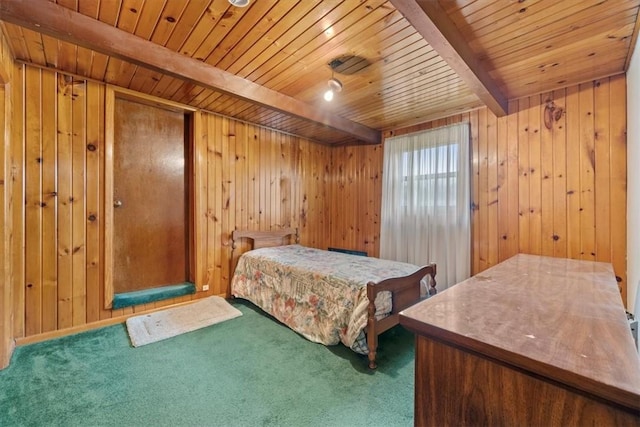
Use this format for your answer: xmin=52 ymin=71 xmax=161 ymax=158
xmin=399 ymin=254 xmax=640 ymax=426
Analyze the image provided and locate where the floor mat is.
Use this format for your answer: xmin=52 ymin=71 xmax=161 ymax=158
xmin=126 ymin=296 xmax=242 ymax=347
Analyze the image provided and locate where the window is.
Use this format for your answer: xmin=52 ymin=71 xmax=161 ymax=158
xmin=401 ymin=143 xmax=459 ymax=208
xmin=380 ymin=123 xmax=470 ymax=291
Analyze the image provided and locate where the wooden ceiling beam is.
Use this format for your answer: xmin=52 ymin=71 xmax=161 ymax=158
xmin=0 ymin=0 xmax=381 ymax=144
xmin=390 ymin=0 xmax=508 ymax=117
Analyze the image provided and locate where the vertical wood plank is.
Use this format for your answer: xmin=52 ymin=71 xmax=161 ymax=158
xmin=593 ymin=79 xmax=611 ymax=264
xmin=85 ymin=82 xmax=103 ymax=323
xmin=12 ymin=63 xmax=25 ymax=339
xmin=518 ymin=97 xmax=531 ymax=255
xmin=226 ymin=118 xmax=236 ymax=293
xmin=345 ymin=145 xmax=355 ymax=250
xmin=40 ymin=70 xmax=57 ymax=332
xmin=477 ymin=107 xmax=488 ymax=271
xmin=213 ymin=115 xmax=223 ymax=292
xmin=280 ymin=133 xmax=291 ymax=229
xmin=292 ymin=135 xmax=301 ymax=235
xmin=71 ymin=77 xmax=86 ymax=326
xmin=270 ymin=129 xmax=279 ymax=229
xmin=318 ymin=143 xmax=329 ymax=248
xmin=247 ymin=124 xmax=257 ymax=231
xmin=57 ymin=73 xmax=74 ymax=328
xmin=298 ymin=139 xmax=309 ymax=245
xmin=98 ymin=84 xmax=110 ymax=320
xmin=367 ymin=144 xmax=380 ymax=256
xmin=220 ymin=117 xmax=231 ymax=293
xmin=230 ymin=119 xmax=246 ymax=285
xmin=469 ymin=110 xmax=480 ymax=274
xmin=506 ymin=101 xmax=520 ymax=259
xmin=565 ymin=85 xmax=581 ymax=260
xmin=0 ymin=61 xmax=14 ymax=366
xmin=102 ymin=85 xmax=115 ymax=311
xmin=372 ymin=144 xmax=383 ymax=257
xmin=193 ymin=111 xmax=207 ymax=292
xmin=539 ymin=93 xmax=555 ymax=258
xmin=578 ymin=82 xmax=596 ymax=261
xmin=496 ymin=111 xmax=509 ymax=262
xmin=24 ymin=66 xmax=43 ymax=336
xmin=357 ymin=148 xmax=366 ymax=251
xmin=259 ymin=127 xmax=267 ymax=231
xmin=203 ymin=114 xmax=213 ymax=291
xmin=486 ymin=110 xmax=498 ymax=267
xmin=552 ymin=89 xmax=568 ymax=259
xmin=331 ymin=145 xmax=344 ymax=250
xmin=0 ymin=82 xmax=10 ymax=366
xmin=236 ymin=121 xmax=248 ymax=232
xmin=528 ymin=95 xmax=542 ymax=256
xmin=608 ymin=75 xmax=627 ymax=303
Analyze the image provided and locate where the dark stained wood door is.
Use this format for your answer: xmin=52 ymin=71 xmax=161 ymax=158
xmin=113 ymin=98 xmax=187 ymax=294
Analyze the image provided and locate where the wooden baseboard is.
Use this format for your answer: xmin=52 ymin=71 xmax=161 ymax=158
xmin=0 ymin=338 xmax=15 ymax=370
xmin=15 ymin=293 xmax=227 ymax=347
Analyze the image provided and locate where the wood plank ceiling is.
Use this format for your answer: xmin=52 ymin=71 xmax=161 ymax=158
xmin=1 ymin=0 xmax=638 ymax=145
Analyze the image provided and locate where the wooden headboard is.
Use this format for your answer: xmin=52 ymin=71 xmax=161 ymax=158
xmin=231 ymin=228 xmax=299 ymax=251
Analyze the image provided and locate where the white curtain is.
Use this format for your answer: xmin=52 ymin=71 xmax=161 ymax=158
xmin=380 ymin=123 xmax=470 ymax=291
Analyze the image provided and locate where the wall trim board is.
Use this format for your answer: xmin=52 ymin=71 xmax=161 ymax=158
xmin=0 ymin=31 xmax=15 ymax=370
xmin=626 ymin=39 xmax=639 ymax=314
xmin=14 ymin=293 xmax=225 ymax=347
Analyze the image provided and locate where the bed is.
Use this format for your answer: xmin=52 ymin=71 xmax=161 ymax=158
xmin=230 ymin=228 xmax=437 ymax=369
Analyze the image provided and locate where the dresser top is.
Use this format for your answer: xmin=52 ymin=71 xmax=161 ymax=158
xmin=400 ymin=254 xmax=640 ymax=410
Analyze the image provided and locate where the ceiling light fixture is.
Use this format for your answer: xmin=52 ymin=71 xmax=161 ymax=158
xmin=324 ymin=77 xmax=342 ymax=102
xmin=228 ymin=0 xmax=250 ymax=7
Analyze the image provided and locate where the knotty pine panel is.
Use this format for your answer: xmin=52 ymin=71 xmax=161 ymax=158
xmin=10 ymin=62 xmax=24 ymax=341
xmin=199 ymin=113 xmax=332 ymax=295
xmin=13 ymin=64 xmax=332 ymax=339
xmin=328 ymin=144 xmax=384 ymax=257
xmin=354 ymin=75 xmax=627 ymax=305
xmin=8 ymin=63 xmax=630 ymax=343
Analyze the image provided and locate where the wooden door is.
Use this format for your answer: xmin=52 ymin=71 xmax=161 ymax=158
xmin=112 ymin=98 xmax=188 ymax=294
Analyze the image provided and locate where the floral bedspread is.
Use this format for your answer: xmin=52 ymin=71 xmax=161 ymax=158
xmin=230 ymin=245 xmax=423 ymax=354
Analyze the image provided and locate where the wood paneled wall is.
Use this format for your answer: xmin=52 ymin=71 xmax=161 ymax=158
xmin=197 ymin=113 xmax=331 ymax=296
xmin=329 ymin=144 xmax=384 ymax=257
xmin=11 ymin=64 xmax=332 ymax=341
xmin=14 ymin=66 xmax=108 ymax=337
xmin=4 ymin=62 xmax=629 ymax=346
xmin=330 ymin=74 xmax=628 ymax=305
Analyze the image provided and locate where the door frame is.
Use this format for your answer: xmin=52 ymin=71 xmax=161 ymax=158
xmin=104 ymin=86 xmax=204 ymax=309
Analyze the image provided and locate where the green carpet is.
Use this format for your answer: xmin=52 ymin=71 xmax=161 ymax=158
xmin=0 ymin=300 xmax=416 ymax=427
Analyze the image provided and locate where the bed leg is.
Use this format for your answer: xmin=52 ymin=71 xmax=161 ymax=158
xmin=368 ymin=348 xmax=377 ymax=370
xmin=367 ymin=297 xmax=378 ymax=370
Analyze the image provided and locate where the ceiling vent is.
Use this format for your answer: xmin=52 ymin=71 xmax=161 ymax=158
xmin=328 ymin=55 xmax=371 ymax=75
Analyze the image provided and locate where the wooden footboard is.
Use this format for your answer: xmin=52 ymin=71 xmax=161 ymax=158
xmin=366 ymin=263 xmax=437 ymax=369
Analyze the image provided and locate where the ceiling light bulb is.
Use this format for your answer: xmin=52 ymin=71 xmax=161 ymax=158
xmin=228 ymin=0 xmax=250 ymax=7
xmin=327 ymin=77 xmax=343 ymax=93
xmin=324 ymin=90 xmax=334 ymax=102
xmin=323 ymin=76 xmax=342 ymax=101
